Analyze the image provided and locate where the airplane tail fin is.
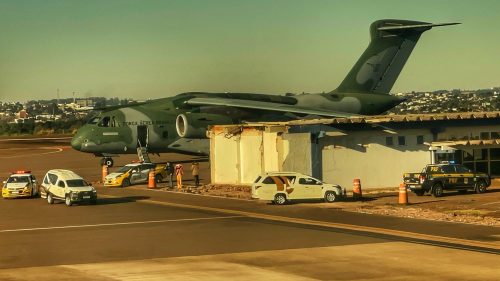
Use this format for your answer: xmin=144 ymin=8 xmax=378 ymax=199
xmin=335 ymin=19 xmax=459 ymax=95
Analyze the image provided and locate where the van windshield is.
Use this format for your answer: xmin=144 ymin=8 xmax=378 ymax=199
xmin=66 ymin=179 xmax=88 ymax=187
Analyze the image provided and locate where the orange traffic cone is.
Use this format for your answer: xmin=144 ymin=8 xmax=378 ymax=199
xmin=102 ymin=165 xmax=108 ymax=183
xmin=353 ymin=178 xmax=362 ymax=199
xmin=148 ymin=170 xmax=156 ymax=189
xmin=399 ymin=183 xmax=408 ymax=205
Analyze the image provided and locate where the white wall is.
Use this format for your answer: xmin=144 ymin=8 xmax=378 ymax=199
xmin=282 ymin=133 xmax=312 ymax=176
xmin=239 ymin=133 xmax=263 ymax=183
xmin=211 ymin=130 xmax=240 ymax=184
xmin=322 ymin=130 xmax=431 ymax=189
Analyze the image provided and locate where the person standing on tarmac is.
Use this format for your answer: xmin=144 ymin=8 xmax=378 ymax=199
xmin=175 ymin=164 xmax=183 ymax=191
xmin=191 ymin=162 xmax=200 ymax=187
xmin=165 ymin=162 xmax=174 ymax=189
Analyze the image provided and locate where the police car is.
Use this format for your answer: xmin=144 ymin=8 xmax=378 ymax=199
xmin=403 ymin=162 xmax=491 ymax=197
xmin=2 ymin=171 xmax=39 ymax=199
xmin=251 ymin=172 xmax=344 ymax=205
xmin=104 ymin=162 xmax=166 ymax=187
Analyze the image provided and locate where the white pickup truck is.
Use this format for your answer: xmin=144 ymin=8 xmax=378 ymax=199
xmin=251 ymin=172 xmax=344 ymax=205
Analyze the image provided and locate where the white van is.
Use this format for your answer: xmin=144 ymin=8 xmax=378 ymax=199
xmin=41 ymin=169 xmax=97 ymax=206
xmin=251 ymin=172 xmax=344 ymax=205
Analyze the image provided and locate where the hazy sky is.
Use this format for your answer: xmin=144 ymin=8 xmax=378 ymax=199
xmin=1 ymin=0 xmax=499 ymax=102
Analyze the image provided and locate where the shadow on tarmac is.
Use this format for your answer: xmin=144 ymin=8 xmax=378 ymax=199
xmin=96 ymin=196 xmax=150 ymax=205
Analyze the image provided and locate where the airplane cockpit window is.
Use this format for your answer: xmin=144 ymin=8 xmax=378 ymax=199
xmin=87 ymin=117 xmax=101 ymax=125
xmin=99 ymin=116 xmax=111 ymax=127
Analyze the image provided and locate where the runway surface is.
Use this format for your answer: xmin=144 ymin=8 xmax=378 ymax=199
xmin=0 ymin=137 xmax=499 ymax=280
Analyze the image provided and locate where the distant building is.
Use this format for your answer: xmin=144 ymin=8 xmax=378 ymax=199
xmin=76 ymin=99 xmax=95 ymax=107
xmin=18 ymin=110 xmax=28 ymax=119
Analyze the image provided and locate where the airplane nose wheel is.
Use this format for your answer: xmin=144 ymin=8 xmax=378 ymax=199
xmin=101 ymin=157 xmax=114 ymax=167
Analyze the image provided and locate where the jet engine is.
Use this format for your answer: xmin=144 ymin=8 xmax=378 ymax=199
xmin=175 ymin=113 xmax=233 ymax=139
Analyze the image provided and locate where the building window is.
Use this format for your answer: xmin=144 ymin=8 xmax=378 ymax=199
xmin=492 ymin=132 xmax=500 ymax=139
xmin=417 ymin=135 xmax=424 ymax=145
xmin=474 ymin=148 xmax=488 ymax=161
xmin=385 ymin=137 xmax=393 ymax=146
xmin=480 ymin=132 xmax=490 ymax=140
xmin=398 ymin=136 xmax=406 ymax=146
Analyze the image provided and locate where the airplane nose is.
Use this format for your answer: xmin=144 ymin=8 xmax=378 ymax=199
xmin=71 ymin=135 xmax=82 ymax=151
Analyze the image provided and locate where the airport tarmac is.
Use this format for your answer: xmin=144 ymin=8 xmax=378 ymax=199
xmin=0 ymin=137 xmax=499 ymax=280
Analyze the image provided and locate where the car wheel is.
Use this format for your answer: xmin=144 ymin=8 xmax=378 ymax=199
xmin=155 ymin=174 xmax=163 ymax=183
xmin=432 ymin=184 xmax=443 ymax=197
xmin=65 ymin=194 xmax=72 ymax=206
xmin=122 ymin=178 xmax=130 ymax=187
xmin=324 ymin=191 xmax=337 ymax=203
xmin=414 ymin=190 xmax=425 ymax=196
xmin=475 ymin=181 xmax=487 ymax=194
xmin=47 ymin=193 xmax=54 ymax=204
xmin=274 ymin=194 xmax=287 ymax=205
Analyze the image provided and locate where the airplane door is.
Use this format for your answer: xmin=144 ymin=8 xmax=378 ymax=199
xmin=137 ymin=125 xmax=148 ymax=147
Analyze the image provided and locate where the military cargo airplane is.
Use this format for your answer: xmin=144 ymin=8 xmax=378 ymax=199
xmin=71 ymin=19 xmax=459 ymax=167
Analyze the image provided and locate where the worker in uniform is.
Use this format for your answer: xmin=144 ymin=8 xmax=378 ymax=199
xmin=175 ymin=164 xmax=183 ymax=191
xmin=165 ymin=162 xmax=174 ymax=189
xmin=191 ymin=162 xmax=200 ymax=187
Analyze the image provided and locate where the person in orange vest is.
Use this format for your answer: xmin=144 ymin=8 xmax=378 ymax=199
xmin=191 ymin=162 xmax=200 ymax=187
xmin=175 ymin=164 xmax=183 ymax=190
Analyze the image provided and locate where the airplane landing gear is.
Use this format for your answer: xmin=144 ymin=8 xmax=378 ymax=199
xmin=101 ymin=157 xmax=114 ymax=167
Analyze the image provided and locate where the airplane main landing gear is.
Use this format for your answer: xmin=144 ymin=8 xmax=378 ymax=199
xmin=101 ymin=157 xmax=114 ymax=167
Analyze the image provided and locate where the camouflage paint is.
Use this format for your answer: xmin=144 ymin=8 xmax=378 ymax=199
xmin=72 ymin=19 xmax=459 ymax=157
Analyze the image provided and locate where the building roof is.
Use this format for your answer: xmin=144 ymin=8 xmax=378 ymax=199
xmin=431 ymin=139 xmax=500 ymax=147
xmin=246 ymin=111 xmax=500 ymax=126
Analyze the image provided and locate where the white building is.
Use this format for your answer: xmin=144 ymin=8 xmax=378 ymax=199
xmin=208 ymin=112 xmax=500 ymax=190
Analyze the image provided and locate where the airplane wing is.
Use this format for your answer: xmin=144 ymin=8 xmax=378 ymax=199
xmin=185 ymin=97 xmax=361 ymax=118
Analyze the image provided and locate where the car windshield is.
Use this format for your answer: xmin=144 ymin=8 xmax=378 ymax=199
xmin=7 ymin=176 xmax=29 ymax=183
xmin=66 ymin=179 xmax=89 ymax=187
xmin=117 ymin=165 xmax=135 ymax=173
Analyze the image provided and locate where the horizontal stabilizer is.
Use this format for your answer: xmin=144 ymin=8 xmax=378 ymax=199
xmin=378 ymin=22 xmax=461 ymax=31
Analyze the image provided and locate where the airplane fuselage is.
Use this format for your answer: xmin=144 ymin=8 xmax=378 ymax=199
xmin=70 ymin=91 xmax=402 ymax=156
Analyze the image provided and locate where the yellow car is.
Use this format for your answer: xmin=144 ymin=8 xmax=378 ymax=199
xmin=104 ymin=163 xmax=166 ymax=187
xmin=2 ymin=171 xmax=39 ymax=198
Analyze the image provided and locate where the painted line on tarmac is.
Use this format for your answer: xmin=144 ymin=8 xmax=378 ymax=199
xmin=0 ymin=215 xmax=244 ymax=233
xmin=481 ymin=201 xmax=500 ymax=206
xmin=99 ymin=194 xmax=500 ymax=252
xmin=0 ymin=147 xmax=64 ymax=158
xmin=0 ymin=137 xmax=72 ymax=142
